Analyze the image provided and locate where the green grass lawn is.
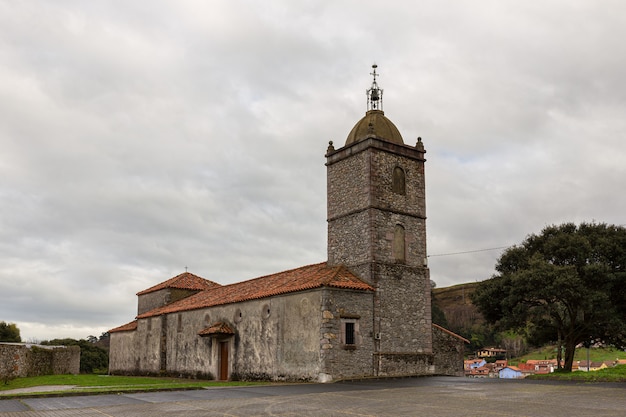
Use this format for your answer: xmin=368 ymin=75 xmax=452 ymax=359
xmin=512 ymin=346 xmax=626 ymax=364
xmin=527 ymin=364 xmax=626 ymax=382
xmin=508 ymin=346 xmax=626 ymax=382
xmin=0 ymin=374 xmax=266 ymax=396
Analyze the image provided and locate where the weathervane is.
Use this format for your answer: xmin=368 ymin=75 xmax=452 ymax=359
xmin=367 ymin=63 xmax=383 ymax=111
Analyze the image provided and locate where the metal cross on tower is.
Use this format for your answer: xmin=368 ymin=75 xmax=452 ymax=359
xmin=367 ymin=63 xmax=383 ymax=111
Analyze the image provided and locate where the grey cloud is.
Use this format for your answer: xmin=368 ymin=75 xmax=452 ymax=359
xmin=1 ymin=0 xmax=625 ymax=340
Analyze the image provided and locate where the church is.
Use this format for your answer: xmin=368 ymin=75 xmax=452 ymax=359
xmin=108 ymin=66 xmax=467 ymax=382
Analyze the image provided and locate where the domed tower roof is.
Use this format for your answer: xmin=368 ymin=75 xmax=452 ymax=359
xmin=345 ymin=64 xmax=404 ymax=146
xmin=345 ymin=110 xmax=404 ymax=145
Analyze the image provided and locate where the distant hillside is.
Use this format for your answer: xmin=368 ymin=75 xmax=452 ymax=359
xmin=432 ymin=282 xmax=485 ymax=337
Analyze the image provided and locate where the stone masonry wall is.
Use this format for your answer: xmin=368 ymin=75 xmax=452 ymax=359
xmin=109 ymin=316 xmax=162 ymax=375
xmin=112 ymin=288 xmax=376 ymax=382
xmin=0 ymin=343 xmax=80 ymax=379
xmin=374 ymin=263 xmax=432 ymax=354
xmin=164 ymin=290 xmax=324 ymax=381
xmin=319 ymin=288 xmax=375 ymax=381
xmin=138 ymin=289 xmax=199 ymax=315
xmin=327 ymin=211 xmax=371 ymax=267
xmin=326 ymin=137 xmax=427 ymax=270
xmin=326 ymin=136 xmax=435 ymax=378
xmin=432 ymin=324 xmax=467 ymax=376
xmin=137 ymin=289 xmax=169 ymax=316
xmin=369 ymin=147 xmax=426 ymax=220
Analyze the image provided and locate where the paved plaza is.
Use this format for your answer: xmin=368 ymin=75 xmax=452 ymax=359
xmin=1 ymin=376 xmax=625 ymax=416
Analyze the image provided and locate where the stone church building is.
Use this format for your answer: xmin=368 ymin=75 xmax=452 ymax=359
xmin=109 ymin=66 xmax=467 ymax=382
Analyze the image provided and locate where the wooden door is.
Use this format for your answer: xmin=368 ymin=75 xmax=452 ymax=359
xmin=219 ymin=341 xmax=229 ymax=380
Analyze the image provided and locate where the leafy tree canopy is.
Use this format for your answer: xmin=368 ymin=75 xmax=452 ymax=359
xmin=472 ymin=222 xmax=626 ymax=371
xmin=0 ymin=321 xmax=21 ymax=342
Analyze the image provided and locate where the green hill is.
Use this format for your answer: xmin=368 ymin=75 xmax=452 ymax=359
xmin=432 ymin=282 xmax=484 ymax=333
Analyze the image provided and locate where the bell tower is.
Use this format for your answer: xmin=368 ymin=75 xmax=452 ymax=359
xmin=326 ymin=65 xmax=432 ymax=371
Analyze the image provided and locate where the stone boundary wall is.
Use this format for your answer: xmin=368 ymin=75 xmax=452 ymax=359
xmin=375 ymin=352 xmax=434 ymax=377
xmin=432 ymin=324 xmax=468 ymax=376
xmin=0 ymin=343 xmax=80 ymax=379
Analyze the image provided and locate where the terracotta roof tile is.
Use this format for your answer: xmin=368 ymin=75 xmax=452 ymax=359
xmin=109 ymin=320 xmax=138 ymax=333
xmin=137 ymin=272 xmax=220 ymax=295
xmin=198 ymin=322 xmax=235 ymax=336
xmin=137 ymin=262 xmax=373 ymax=319
xmin=432 ymin=323 xmax=470 ymax=343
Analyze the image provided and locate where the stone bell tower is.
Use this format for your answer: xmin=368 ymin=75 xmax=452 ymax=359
xmin=326 ymin=65 xmax=432 ymax=372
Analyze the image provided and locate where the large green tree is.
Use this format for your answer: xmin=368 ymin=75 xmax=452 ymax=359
xmin=472 ymin=222 xmax=626 ymax=371
xmin=0 ymin=321 xmax=21 ymax=342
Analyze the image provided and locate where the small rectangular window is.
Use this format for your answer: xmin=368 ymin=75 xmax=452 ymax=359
xmin=341 ymin=318 xmax=358 ymax=348
xmin=345 ymin=322 xmax=355 ymax=345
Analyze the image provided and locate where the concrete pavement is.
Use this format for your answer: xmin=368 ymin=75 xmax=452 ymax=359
xmin=1 ymin=376 xmax=625 ymax=416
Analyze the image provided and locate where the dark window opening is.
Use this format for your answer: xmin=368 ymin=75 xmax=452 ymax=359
xmin=345 ymin=322 xmax=355 ymax=345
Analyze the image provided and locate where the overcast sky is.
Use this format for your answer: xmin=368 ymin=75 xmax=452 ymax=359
xmin=1 ymin=1 xmax=625 ymax=342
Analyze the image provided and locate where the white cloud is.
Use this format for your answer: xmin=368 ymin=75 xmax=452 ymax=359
xmin=1 ymin=0 xmax=625 ymax=340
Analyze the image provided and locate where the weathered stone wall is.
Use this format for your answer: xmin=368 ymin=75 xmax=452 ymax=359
xmin=164 ymin=290 xmax=324 ymax=381
xmin=370 ymin=209 xmax=427 ymax=267
xmin=327 ymin=211 xmax=371 ymax=267
xmin=111 ymin=287 xmax=378 ymax=382
xmin=326 ymin=147 xmax=370 ymax=224
xmin=432 ymin=324 xmax=467 ymax=376
xmin=326 ymin=138 xmax=426 ymax=267
xmin=138 ymin=288 xmax=198 ymax=315
xmin=109 ymin=317 xmax=162 ymax=375
xmin=375 ymin=352 xmax=434 ymax=377
xmin=319 ymin=288 xmax=375 ymax=381
xmin=0 ymin=343 xmax=26 ymax=379
xmin=137 ymin=289 xmax=169 ymax=315
xmin=49 ymin=345 xmax=80 ymax=375
xmin=374 ymin=263 xmax=432 ymax=353
xmin=326 ymin=136 xmax=433 ymax=378
xmin=0 ymin=343 xmax=79 ymax=378
xmin=113 ymin=290 xmax=327 ymax=381
xmin=109 ymin=330 xmax=139 ymax=374
xmin=368 ymin=147 xmax=426 ymax=221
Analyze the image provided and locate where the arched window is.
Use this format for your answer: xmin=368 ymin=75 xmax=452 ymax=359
xmin=393 ymin=224 xmax=406 ymax=262
xmin=392 ymin=166 xmax=406 ymax=195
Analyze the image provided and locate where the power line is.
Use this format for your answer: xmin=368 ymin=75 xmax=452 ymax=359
xmin=428 ymin=224 xmax=626 ymax=258
xmin=427 ymin=246 xmax=511 ymax=258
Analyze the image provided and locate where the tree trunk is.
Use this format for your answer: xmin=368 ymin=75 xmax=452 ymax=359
xmin=556 ymin=330 xmax=563 ymax=370
xmin=563 ymin=340 xmax=576 ymax=372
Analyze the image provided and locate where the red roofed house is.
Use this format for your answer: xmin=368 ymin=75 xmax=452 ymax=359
xmin=108 ymin=66 xmax=467 ymax=382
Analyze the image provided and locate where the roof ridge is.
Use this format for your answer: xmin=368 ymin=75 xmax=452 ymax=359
xmin=133 ymin=262 xmax=375 ymax=320
xmin=322 ymin=264 xmax=344 ymax=285
xmin=136 ymin=271 xmax=220 ymax=295
xmin=225 ymin=261 xmax=328 ymax=286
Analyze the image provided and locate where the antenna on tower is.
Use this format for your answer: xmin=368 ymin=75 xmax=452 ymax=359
xmin=367 ymin=63 xmax=383 ymax=111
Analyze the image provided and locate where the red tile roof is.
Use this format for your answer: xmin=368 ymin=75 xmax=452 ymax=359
xmin=433 ymin=323 xmax=470 ymax=343
xmin=198 ymin=322 xmax=235 ymax=337
xmin=137 ymin=271 xmax=220 ymax=295
xmin=137 ymin=262 xmax=373 ymax=319
xmin=109 ymin=320 xmax=138 ymax=333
